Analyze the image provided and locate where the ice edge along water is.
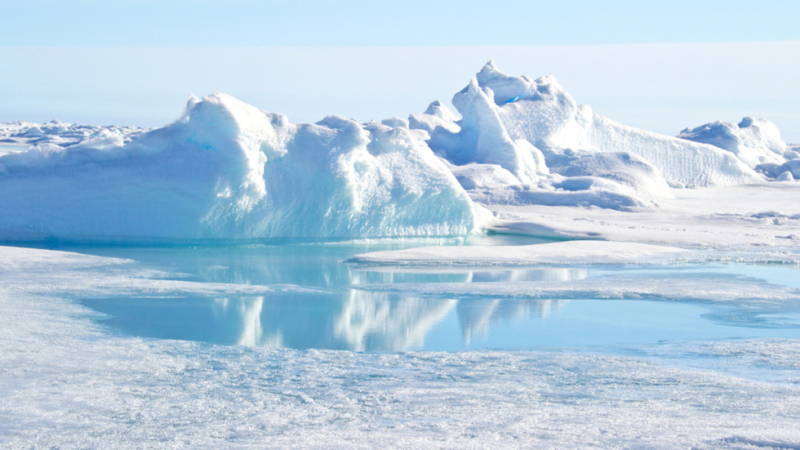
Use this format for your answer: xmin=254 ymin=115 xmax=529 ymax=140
xmin=1 ymin=60 xmax=798 ymax=241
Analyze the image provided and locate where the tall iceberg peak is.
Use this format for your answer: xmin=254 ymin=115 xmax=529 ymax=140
xmin=475 ymin=60 xmax=567 ymax=106
xmin=448 ymin=77 xmax=544 ymax=184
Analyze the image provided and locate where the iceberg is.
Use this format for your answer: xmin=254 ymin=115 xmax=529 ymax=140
xmin=413 ymin=61 xmax=764 ymax=210
xmin=2 ymin=60 xmax=796 ymax=240
xmin=0 ymin=94 xmax=483 ymax=240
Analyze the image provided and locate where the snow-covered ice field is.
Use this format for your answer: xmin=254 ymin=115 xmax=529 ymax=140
xmin=2 ymin=243 xmax=800 ymax=448
xmin=2 ymin=61 xmax=800 ymax=448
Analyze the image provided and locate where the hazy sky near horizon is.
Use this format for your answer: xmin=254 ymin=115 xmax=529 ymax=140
xmin=2 ymin=1 xmax=799 ymax=140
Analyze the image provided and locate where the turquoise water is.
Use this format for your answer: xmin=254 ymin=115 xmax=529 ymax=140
xmin=46 ymin=239 xmax=800 ymax=353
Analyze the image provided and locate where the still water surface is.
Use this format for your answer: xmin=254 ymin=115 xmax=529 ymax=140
xmin=44 ymin=237 xmax=800 ymax=353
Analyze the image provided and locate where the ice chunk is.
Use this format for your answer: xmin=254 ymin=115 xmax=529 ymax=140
xmin=0 ymin=93 xmax=483 ymax=240
xmin=440 ymin=77 xmax=546 ymax=184
xmin=678 ymin=117 xmax=788 ymax=169
xmin=408 ymin=111 xmax=460 ymax=136
xmin=448 ymin=162 xmax=522 ymax=190
xmin=786 ymin=144 xmax=800 ymax=160
xmin=408 ymin=101 xmax=460 ymax=136
xmin=757 ymin=159 xmax=800 ymax=180
xmin=423 ymin=100 xmax=459 ymax=122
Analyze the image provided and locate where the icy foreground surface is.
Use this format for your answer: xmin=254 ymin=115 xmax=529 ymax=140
xmin=2 ymin=61 xmax=798 ymax=240
xmin=487 ymin=182 xmax=800 ymax=254
xmin=0 ymin=94 xmax=481 ymax=239
xmin=2 ymin=246 xmax=800 ymax=448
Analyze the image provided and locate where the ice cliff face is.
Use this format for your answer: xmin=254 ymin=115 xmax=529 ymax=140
xmin=0 ymin=94 xmax=482 ymax=240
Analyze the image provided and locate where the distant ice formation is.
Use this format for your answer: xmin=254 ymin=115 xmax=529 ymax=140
xmin=678 ymin=117 xmax=800 ymax=181
xmin=1 ymin=61 xmax=796 ymax=240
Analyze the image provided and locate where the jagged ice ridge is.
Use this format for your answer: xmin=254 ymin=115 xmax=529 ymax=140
xmin=0 ymin=61 xmax=796 ymax=240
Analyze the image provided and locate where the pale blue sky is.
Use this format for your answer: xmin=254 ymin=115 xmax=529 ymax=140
xmin=4 ymin=0 xmax=800 ymax=46
xmin=2 ymin=1 xmax=799 ymax=141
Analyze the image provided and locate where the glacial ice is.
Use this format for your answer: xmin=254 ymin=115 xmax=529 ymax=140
xmin=2 ymin=60 xmax=799 ymax=240
xmin=419 ymin=60 xmax=763 ymax=192
xmin=0 ymin=93 xmax=483 ymax=240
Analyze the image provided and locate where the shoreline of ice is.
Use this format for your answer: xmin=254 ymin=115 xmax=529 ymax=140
xmin=348 ymin=240 xmax=690 ymax=266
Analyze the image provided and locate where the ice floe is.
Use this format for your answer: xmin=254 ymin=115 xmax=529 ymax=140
xmin=487 ymin=182 xmax=800 ymax=256
xmin=2 ymin=246 xmax=799 ymax=448
xmin=0 ymin=245 xmax=322 ymax=299
xmin=355 ymin=272 xmax=800 ymax=306
xmin=348 ymin=240 xmax=689 ymax=266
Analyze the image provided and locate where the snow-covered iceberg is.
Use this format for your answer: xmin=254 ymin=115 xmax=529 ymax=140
xmin=2 ymin=60 xmax=796 ymax=240
xmin=411 ymin=61 xmax=765 ymax=211
xmin=0 ymin=94 xmax=483 ymax=240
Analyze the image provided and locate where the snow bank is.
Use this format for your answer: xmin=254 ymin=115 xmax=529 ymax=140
xmin=0 ymin=94 xmax=483 ymax=240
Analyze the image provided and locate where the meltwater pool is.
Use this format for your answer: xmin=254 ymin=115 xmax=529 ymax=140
xmin=38 ymin=238 xmax=800 ymax=353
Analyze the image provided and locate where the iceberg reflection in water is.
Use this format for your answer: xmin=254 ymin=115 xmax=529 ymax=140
xmin=82 ymin=288 xmax=569 ymax=352
xmin=71 ymin=241 xmax=800 ymax=352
